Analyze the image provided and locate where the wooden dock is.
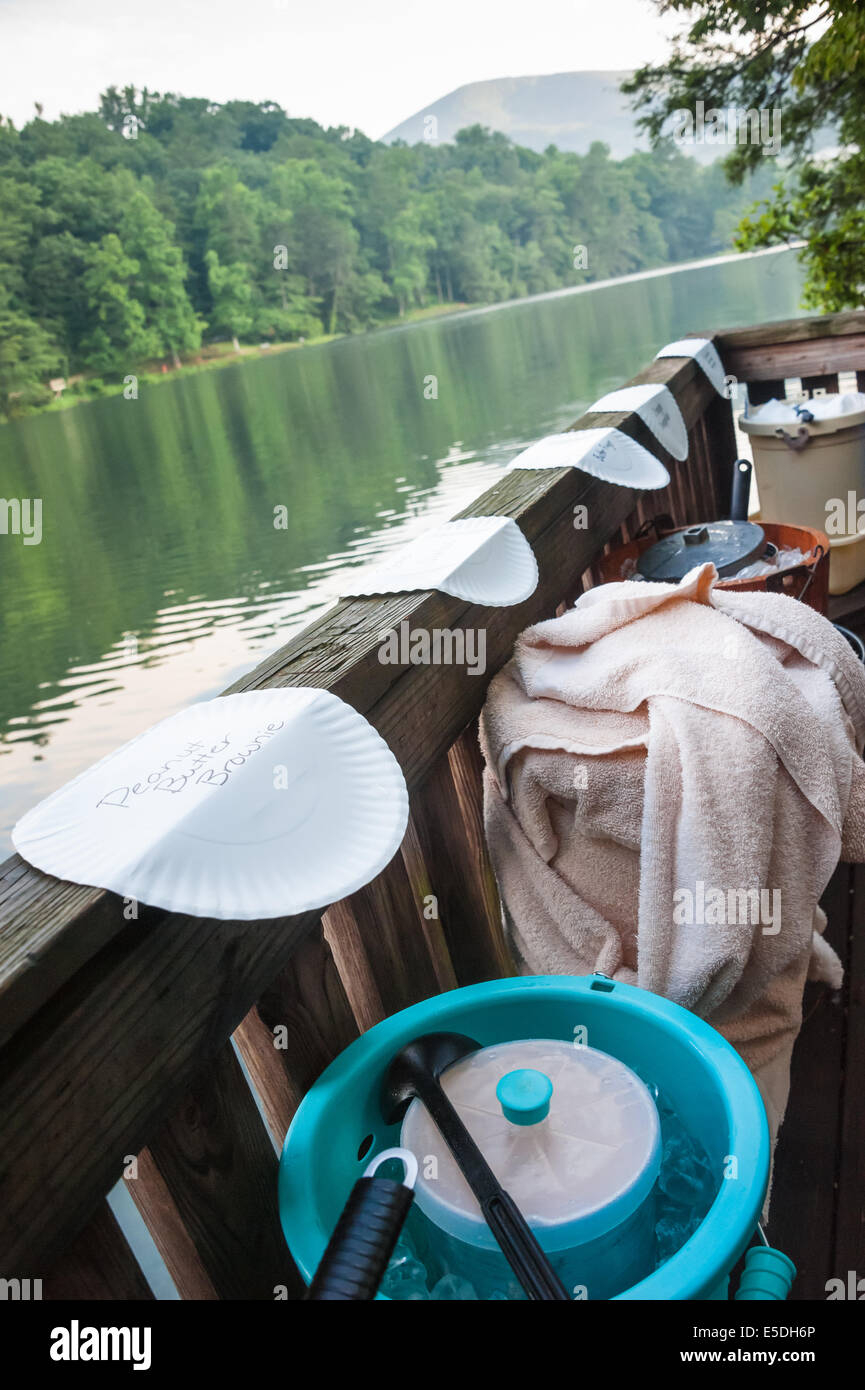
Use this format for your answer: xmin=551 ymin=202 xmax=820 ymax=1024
xmin=1 ymin=309 xmax=864 ymax=1299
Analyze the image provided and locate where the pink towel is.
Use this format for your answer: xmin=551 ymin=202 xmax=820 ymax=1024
xmin=480 ymin=563 xmax=865 ymax=1145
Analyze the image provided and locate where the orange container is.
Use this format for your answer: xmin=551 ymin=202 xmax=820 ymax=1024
xmin=598 ymin=520 xmax=830 ymax=616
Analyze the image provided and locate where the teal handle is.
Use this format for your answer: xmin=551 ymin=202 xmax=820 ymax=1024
xmin=734 ymin=1246 xmax=796 ymax=1300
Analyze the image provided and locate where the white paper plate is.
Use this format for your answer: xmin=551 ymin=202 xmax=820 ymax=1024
xmin=12 ymin=689 xmax=409 ymax=920
xmin=340 ymin=516 xmax=538 ymax=606
xmin=507 ymin=427 xmax=670 ymax=489
xmin=587 ymin=383 xmax=688 ymax=461
xmin=655 ymin=338 xmax=727 ymax=396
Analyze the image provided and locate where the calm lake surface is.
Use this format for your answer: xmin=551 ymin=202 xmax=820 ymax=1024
xmin=0 ymin=248 xmax=807 ymax=850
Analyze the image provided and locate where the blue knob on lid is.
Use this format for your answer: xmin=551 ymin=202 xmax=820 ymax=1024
xmin=496 ymin=1069 xmax=553 ymax=1126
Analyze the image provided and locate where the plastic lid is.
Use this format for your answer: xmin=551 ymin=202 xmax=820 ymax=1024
xmin=740 ymin=392 xmax=865 ymax=435
xmin=400 ymin=1039 xmax=661 ymax=1251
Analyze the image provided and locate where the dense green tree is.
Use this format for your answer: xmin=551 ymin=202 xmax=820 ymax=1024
xmin=27 ymin=232 xmax=89 ymax=362
xmin=0 ymin=295 xmax=60 ymax=411
xmin=117 ymin=179 xmax=203 ymax=364
xmin=195 ymin=163 xmax=263 ymax=268
xmin=79 ymin=234 xmax=157 ymax=370
xmin=0 ymin=86 xmax=784 ymax=414
xmin=204 ymin=249 xmax=254 ymax=349
xmin=0 ymin=176 xmax=42 ymax=305
xmin=625 ymin=1 xmax=864 ymax=311
xmin=386 ymin=205 xmax=435 ymax=314
xmin=270 ymin=161 xmax=367 ymax=332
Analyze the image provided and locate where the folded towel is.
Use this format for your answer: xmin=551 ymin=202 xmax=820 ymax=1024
xmin=480 ymin=563 xmax=865 ymax=1147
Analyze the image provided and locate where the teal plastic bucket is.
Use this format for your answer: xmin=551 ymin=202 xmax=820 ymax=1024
xmin=278 ymin=975 xmax=770 ymax=1300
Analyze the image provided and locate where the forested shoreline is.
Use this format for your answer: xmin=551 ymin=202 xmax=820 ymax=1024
xmin=0 ymin=86 xmax=775 ymax=418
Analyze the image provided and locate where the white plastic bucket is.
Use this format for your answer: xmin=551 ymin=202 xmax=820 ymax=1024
xmin=740 ymin=394 xmax=865 ymax=530
xmin=827 ymin=529 xmax=865 ymax=595
xmin=740 ymin=395 xmax=865 ymax=594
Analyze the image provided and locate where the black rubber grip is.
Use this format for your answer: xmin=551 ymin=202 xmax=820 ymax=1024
xmin=306 ymin=1177 xmax=414 ymax=1301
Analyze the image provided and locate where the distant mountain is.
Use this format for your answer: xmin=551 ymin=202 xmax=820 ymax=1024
xmin=383 ymin=71 xmax=661 ymax=159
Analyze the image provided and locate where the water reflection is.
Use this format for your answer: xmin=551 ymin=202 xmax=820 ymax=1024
xmin=0 ymin=249 xmax=806 ymax=848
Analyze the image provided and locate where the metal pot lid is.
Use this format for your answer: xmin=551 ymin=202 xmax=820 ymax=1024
xmin=637 ymin=520 xmax=765 ymax=582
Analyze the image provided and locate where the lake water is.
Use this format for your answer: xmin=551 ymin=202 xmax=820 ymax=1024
xmin=0 ymin=248 xmax=807 ymax=851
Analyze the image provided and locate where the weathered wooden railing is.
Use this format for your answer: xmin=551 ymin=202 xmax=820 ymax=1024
xmin=2 ymin=309 xmax=863 ymax=1299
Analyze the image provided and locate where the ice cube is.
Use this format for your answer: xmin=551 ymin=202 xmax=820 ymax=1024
xmin=658 ymin=1133 xmax=715 ymax=1207
xmin=387 ymin=1281 xmax=430 ymax=1300
xmin=431 ymin=1274 xmax=478 ymax=1300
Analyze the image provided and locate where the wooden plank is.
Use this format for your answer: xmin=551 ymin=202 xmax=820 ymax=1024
xmin=232 ymin=1006 xmax=299 ymax=1151
xmin=701 ymin=393 xmax=738 ymax=521
xmin=447 ymin=724 xmax=512 ymax=979
xmin=410 ymin=739 xmax=512 ymax=987
xmin=399 ymin=818 xmax=459 ymax=994
xmin=766 ymin=864 xmax=851 ymax=1299
xmin=134 ymin=1042 xmax=303 ymax=1301
xmin=835 ymin=863 xmax=865 ymax=1281
xmin=0 ymin=905 xmax=317 ymax=1273
xmin=42 ymin=1200 xmax=154 ymax=1301
xmin=239 ymin=921 xmax=360 ymax=1138
xmin=0 ymin=860 xmax=152 ymax=1055
xmin=686 ymin=415 xmax=708 ymax=519
xmin=724 ymin=335 xmax=865 ymax=383
xmin=127 ymin=1147 xmax=218 ymax=1300
xmin=829 ymin=583 xmax=865 ymax=628
xmin=689 ymin=415 xmax=717 ymax=520
xmin=683 ymin=445 xmax=703 ymax=523
xmin=320 ymin=900 xmax=385 ymax=1032
xmin=719 ymin=310 xmax=865 ymax=350
xmin=557 ymin=562 xmax=588 ymax=615
xmin=324 ymin=851 xmax=442 ymax=1022
xmin=668 ymin=455 xmax=689 ymax=528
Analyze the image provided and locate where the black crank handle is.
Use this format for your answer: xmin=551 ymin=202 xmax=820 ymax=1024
xmin=305 ymin=1148 xmax=416 ymax=1301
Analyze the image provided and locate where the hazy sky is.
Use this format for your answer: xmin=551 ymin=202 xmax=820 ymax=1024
xmin=0 ymin=0 xmax=679 ymax=138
